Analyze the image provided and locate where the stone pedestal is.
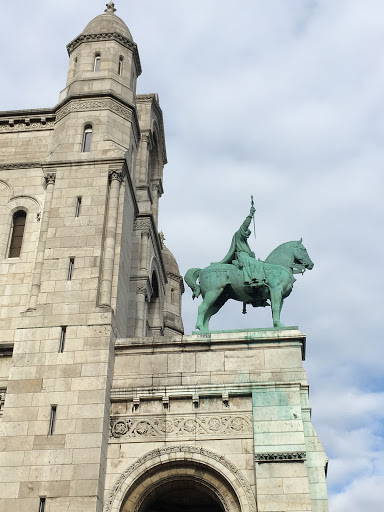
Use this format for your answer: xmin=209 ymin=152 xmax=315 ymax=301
xmin=106 ymin=328 xmax=329 ymax=512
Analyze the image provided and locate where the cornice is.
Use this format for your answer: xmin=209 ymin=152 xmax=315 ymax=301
xmin=0 ymin=117 xmax=55 ymax=133
xmin=0 ymin=162 xmax=42 ymax=171
xmin=111 ymin=382 xmax=303 ymax=400
xmin=66 ymin=32 xmax=142 ymax=76
xmin=0 ymin=107 xmax=54 ymax=118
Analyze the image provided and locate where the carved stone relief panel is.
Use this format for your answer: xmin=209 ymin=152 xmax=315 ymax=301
xmin=255 ymin=452 xmax=306 ymax=463
xmin=110 ymin=412 xmax=253 ymax=441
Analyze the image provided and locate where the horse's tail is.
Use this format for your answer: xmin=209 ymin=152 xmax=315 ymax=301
xmin=184 ymin=268 xmax=202 ymax=299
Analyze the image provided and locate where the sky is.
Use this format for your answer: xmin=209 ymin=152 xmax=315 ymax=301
xmin=1 ymin=1 xmax=383 ymax=510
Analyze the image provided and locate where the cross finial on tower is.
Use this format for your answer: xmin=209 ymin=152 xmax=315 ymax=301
xmin=105 ymin=1 xmax=117 ymax=13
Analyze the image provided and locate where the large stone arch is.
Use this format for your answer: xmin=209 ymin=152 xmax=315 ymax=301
xmin=104 ymin=445 xmax=256 ymax=512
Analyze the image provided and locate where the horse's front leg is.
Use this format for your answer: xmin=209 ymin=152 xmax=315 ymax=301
xmin=269 ymin=286 xmax=285 ymax=328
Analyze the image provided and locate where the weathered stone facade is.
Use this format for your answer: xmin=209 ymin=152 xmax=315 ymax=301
xmin=0 ymin=5 xmax=328 ymax=512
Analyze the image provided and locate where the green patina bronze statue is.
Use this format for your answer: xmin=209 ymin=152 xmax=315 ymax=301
xmin=184 ymin=203 xmax=314 ymax=332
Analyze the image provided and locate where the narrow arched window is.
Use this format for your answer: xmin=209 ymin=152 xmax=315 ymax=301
xmin=94 ymin=54 xmax=101 ymax=72
xmin=9 ymin=210 xmax=26 ymax=258
xmin=118 ymin=56 xmax=124 ymax=76
xmin=82 ymin=125 xmax=93 ymax=153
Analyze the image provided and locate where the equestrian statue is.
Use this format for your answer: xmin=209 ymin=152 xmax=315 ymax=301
xmin=184 ymin=201 xmax=314 ymax=332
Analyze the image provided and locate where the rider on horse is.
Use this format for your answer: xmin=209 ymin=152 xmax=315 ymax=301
xmin=218 ymin=206 xmax=266 ymax=287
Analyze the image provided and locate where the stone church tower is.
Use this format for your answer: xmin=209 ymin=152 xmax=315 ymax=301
xmin=0 ymin=4 xmax=328 ymax=512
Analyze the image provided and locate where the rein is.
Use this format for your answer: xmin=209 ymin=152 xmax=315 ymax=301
xmin=290 ymin=263 xmax=306 ymax=275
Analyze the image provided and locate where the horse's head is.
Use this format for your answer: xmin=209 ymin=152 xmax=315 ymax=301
xmin=293 ymin=238 xmax=314 ymax=270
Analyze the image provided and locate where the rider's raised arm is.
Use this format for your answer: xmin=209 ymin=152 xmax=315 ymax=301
xmin=239 ymin=207 xmax=255 ymax=231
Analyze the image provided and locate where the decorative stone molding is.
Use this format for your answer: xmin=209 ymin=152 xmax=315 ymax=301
xmin=134 ymin=219 xmax=151 ymax=231
xmin=0 ymin=180 xmax=12 ymax=199
xmin=108 ymin=170 xmax=123 ymax=183
xmin=166 ymin=271 xmax=183 ymax=283
xmin=0 ymin=162 xmax=42 ymax=171
xmin=150 ymin=178 xmax=163 ymax=195
xmin=136 ymin=283 xmax=149 ymax=301
xmin=5 ymin=195 xmax=41 ymax=214
xmin=110 ymin=413 xmax=253 ymax=439
xmin=66 ymin=33 xmax=142 ymax=75
xmin=140 ymin=132 xmax=150 ymax=144
xmin=104 ymin=445 xmax=256 ymax=512
xmin=255 ymin=452 xmax=306 ymax=463
xmin=0 ymin=388 xmax=5 ymax=418
xmin=56 ymin=98 xmax=133 ymax=123
xmin=0 ymin=119 xmax=55 ymax=133
xmin=44 ymin=173 xmax=56 ymax=186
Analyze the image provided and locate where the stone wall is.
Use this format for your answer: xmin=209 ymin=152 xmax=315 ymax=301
xmin=105 ymin=329 xmax=329 ymax=512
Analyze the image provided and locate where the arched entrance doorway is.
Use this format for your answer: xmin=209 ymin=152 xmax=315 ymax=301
xmin=138 ymin=479 xmax=224 ymax=512
xmin=120 ymin=461 xmax=241 ymax=512
xmin=105 ymin=446 xmax=255 ymax=512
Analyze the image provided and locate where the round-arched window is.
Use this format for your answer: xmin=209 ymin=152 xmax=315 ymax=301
xmin=8 ymin=210 xmax=26 ymax=258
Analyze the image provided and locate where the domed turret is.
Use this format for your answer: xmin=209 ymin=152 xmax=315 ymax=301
xmin=52 ymin=3 xmax=142 ymax=163
xmin=161 ymin=237 xmax=184 ymax=335
xmin=60 ymin=2 xmax=141 ymax=105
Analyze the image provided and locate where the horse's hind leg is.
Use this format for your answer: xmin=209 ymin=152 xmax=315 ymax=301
xmin=196 ymin=288 xmax=224 ymax=332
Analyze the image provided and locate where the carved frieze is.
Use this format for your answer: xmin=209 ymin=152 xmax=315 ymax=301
xmin=255 ymin=452 xmax=306 ymax=463
xmin=0 ymin=120 xmax=55 ymax=133
xmin=110 ymin=413 xmax=253 ymax=439
xmin=134 ymin=219 xmax=151 ymax=231
xmin=56 ymin=98 xmax=133 ymax=123
xmin=0 ymin=162 xmax=42 ymax=171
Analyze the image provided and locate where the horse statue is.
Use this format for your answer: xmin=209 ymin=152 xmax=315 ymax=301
xmin=184 ymin=206 xmax=314 ymax=332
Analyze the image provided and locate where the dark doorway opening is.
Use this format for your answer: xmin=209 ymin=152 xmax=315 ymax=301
xmin=139 ymin=479 xmax=224 ymax=512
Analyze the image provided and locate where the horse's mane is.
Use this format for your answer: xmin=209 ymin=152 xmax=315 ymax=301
xmin=264 ymin=241 xmax=297 ymax=265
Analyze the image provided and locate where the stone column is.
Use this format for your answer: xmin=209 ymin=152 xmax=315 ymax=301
xmin=138 ymin=133 xmax=150 ymax=184
xmin=139 ymin=230 xmax=150 ymax=272
xmin=151 ymin=179 xmax=161 ymax=227
xmin=28 ymin=172 xmax=56 ymax=310
xmin=99 ymin=169 xmax=123 ymax=307
xmin=135 ymin=284 xmax=148 ymax=337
